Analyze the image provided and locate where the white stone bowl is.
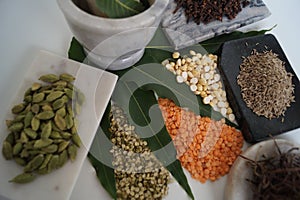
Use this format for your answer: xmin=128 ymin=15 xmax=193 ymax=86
xmin=225 ymin=139 xmax=300 ymax=200
xmin=57 ymin=0 xmax=169 ymax=70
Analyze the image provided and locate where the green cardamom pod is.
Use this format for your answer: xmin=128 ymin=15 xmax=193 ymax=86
xmin=52 ymin=98 xmax=65 ymax=110
xmin=57 ymin=140 xmax=70 ymax=153
xmin=24 ymin=154 xmax=44 ymax=172
xmin=11 ymin=103 xmax=25 ymax=114
xmin=33 ymin=139 xmax=53 ymax=149
xmin=12 ymin=115 xmax=25 ymax=123
xmin=13 ymin=142 xmax=23 ymax=155
xmin=20 ymin=149 xmax=29 ymax=158
xmin=41 ymin=104 xmax=53 ymax=111
xmin=41 ymin=121 xmax=52 ymax=139
xmin=53 ymin=80 xmax=67 ymax=87
xmin=24 ymin=87 xmax=32 ymax=96
xmin=31 ymin=117 xmax=40 ymax=131
xmin=54 ymin=114 xmax=66 ymax=130
xmin=23 ymin=95 xmax=32 ymax=103
xmin=31 ymin=103 xmax=40 ymax=114
xmin=47 ymin=155 xmax=59 ymax=172
xmin=50 ymin=131 xmax=62 ymax=139
xmin=61 ymin=95 xmax=69 ymax=103
xmin=64 ymin=88 xmax=74 ymax=99
xmin=39 ymin=154 xmax=52 ymax=169
xmin=18 ymin=131 xmax=29 ymax=143
xmin=2 ymin=141 xmax=13 ymax=160
xmin=46 ymin=91 xmax=64 ymax=102
xmin=14 ymin=157 xmax=27 ymax=166
xmin=41 ymin=144 xmax=58 ymax=153
xmin=5 ymin=133 xmax=15 ymax=145
xmin=24 ymin=111 xmax=34 ymax=128
xmin=23 ymin=141 xmax=35 ymax=150
xmin=51 ymin=121 xmax=61 ymax=132
xmin=59 ymin=73 xmax=75 ymax=82
xmin=60 ymin=132 xmax=72 ymax=140
xmin=39 ymin=74 xmax=59 ymax=83
xmin=31 ymin=82 xmax=41 ymax=91
xmin=56 ymin=107 xmax=66 ymax=117
xmin=67 ymin=144 xmax=77 ymax=162
xmin=66 ymin=103 xmax=74 ymax=117
xmin=72 ymin=133 xmax=81 ymax=148
xmin=65 ymin=114 xmax=74 ymax=130
xmin=9 ymin=173 xmax=35 ymax=184
xmin=24 ymin=128 xmax=37 ymax=139
xmin=8 ymin=122 xmax=24 ymax=133
xmin=32 ymin=93 xmax=45 ymax=103
xmin=58 ymin=150 xmax=68 ymax=167
xmin=36 ymin=111 xmax=55 ymax=120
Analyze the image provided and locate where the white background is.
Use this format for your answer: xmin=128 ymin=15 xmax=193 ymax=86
xmin=0 ymin=1 xmax=299 ymax=200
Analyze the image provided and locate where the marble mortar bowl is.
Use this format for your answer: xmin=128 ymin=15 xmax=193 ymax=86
xmin=57 ymin=0 xmax=169 ymax=70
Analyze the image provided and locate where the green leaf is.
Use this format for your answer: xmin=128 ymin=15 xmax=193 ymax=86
xmin=67 ymin=28 xmax=272 ymax=199
xmin=112 ymin=81 xmax=195 ymax=199
xmin=88 ymin=103 xmax=117 ymax=199
xmin=200 ymin=26 xmax=276 ymax=54
xmin=68 ymin=37 xmax=86 ymax=63
xmin=95 ymin=0 xmax=147 ymax=18
xmin=114 ymin=63 xmax=236 ymax=127
xmin=88 ymin=153 xmax=116 ymax=199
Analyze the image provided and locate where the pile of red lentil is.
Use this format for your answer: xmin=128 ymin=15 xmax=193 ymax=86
xmin=158 ymin=98 xmax=244 ymax=183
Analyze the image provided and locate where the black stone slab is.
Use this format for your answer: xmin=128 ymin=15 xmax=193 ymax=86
xmin=219 ymin=34 xmax=300 ymax=143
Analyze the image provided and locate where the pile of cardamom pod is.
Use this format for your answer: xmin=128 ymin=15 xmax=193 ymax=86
xmin=2 ymin=73 xmax=84 ymax=183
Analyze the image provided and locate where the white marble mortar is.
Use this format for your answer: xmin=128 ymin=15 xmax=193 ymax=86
xmin=57 ymin=0 xmax=169 ymax=70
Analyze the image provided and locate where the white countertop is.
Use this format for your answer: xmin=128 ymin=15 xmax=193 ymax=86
xmin=0 ymin=1 xmax=299 ymax=200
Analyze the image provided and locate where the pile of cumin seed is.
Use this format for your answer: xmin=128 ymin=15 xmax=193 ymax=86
xmin=237 ymin=50 xmax=295 ymax=119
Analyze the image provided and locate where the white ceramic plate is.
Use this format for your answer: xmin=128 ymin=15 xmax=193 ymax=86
xmin=0 ymin=51 xmax=118 ymax=200
xmin=225 ymin=139 xmax=300 ymax=200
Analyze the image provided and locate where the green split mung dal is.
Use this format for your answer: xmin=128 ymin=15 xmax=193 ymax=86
xmin=109 ymin=104 xmax=170 ymax=200
xmin=1 ymin=73 xmax=84 ymax=183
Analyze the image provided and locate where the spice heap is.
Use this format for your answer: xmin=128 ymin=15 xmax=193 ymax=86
xmin=109 ymin=104 xmax=170 ymax=200
xmin=174 ymin=0 xmax=250 ymax=24
xmin=237 ymin=50 xmax=295 ymax=119
xmin=241 ymin=141 xmax=300 ymax=200
xmin=2 ymin=73 xmax=83 ymax=183
xmin=162 ymin=50 xmax=235 ymax=122
xmin=158 ymin=98 xmax=243 ymax=183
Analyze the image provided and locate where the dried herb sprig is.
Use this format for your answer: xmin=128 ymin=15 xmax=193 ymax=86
xmin=174 ymin=0 xmax=250 ymax=25
xmin=240 ymin=140 xmax=300 ymax=200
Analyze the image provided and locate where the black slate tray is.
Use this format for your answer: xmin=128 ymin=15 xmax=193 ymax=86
xmin=219 ymin=34 xmax=300 ymax=143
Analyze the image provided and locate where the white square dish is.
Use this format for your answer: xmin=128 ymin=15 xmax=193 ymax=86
xmin=0 ymin=50 xmax=118 ymax=200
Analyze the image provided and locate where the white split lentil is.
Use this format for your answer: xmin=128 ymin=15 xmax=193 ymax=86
xmin=162 ymin=50 xmax=236 ymax=122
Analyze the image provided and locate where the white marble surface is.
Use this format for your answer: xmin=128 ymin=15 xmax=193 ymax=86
xmin=0 ymin=0 xmax=300 ymax=200
xmin=161 ymin=0 xmax=271 ymax=50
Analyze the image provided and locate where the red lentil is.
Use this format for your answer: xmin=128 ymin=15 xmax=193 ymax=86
xmin=158 ymin=98 xmax=244 ymax=183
